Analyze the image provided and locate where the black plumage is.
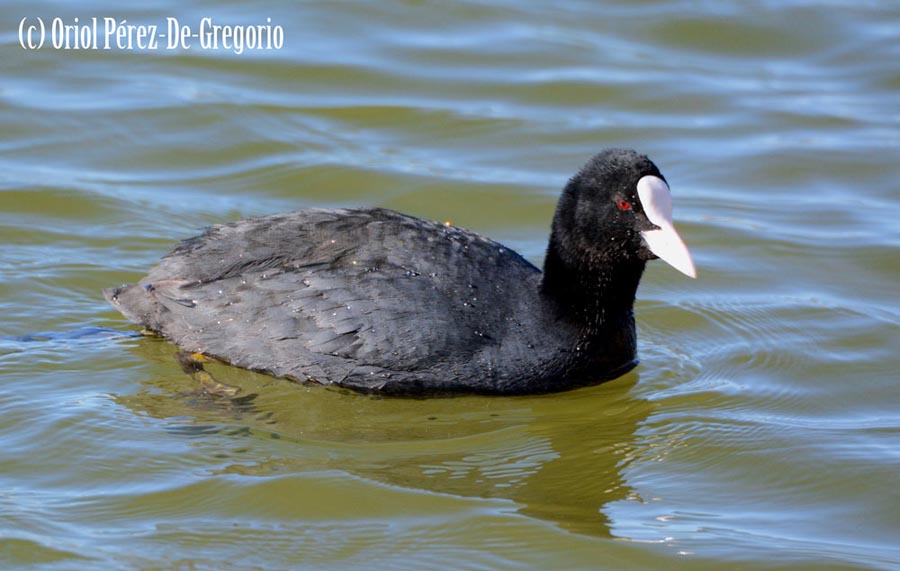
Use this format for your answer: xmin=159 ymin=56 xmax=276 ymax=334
xmin=104 ymin=149 xmax=693 ymax=395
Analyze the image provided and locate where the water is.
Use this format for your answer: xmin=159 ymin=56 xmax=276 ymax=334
xmin=2 ymin=0 xmax=899 ymax=569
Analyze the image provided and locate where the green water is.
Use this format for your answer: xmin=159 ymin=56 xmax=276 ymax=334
xmin=2 ymin=1 xmax=899 ymax=569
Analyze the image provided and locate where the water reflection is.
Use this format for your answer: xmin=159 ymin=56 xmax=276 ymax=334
xmin=116 ymin=343 xmax=655 ymax=537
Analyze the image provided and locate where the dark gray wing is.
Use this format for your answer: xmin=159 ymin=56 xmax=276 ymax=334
xmin=108 ymin=208 xmax=542 ymax=388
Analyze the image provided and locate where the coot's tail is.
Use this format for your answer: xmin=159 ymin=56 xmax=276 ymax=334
xmin=104 ymin=279 xmax=198 ymax=333
xmin=103 ymin=284 xmax=155 ymax=328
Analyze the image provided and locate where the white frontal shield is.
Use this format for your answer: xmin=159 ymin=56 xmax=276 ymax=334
xmin=636 ymin=176 xmax=697 ymax=278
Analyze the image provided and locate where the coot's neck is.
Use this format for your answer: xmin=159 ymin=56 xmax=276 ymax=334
xmin=540 ymin=236 xmax=645 ymax=337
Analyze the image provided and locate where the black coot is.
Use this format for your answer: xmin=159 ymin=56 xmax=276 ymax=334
xmin=104 ymin=149 xmax=695 ymax=395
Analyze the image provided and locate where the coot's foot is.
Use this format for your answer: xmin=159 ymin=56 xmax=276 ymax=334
xmin=174 ymin=351 xmax=242 ymax=398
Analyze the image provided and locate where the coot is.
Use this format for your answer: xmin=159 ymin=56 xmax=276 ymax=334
xmin=105 ymin=149 xmax=695 ymax=395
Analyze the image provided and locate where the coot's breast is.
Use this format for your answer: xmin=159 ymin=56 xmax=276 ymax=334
xmin=110 ymin=208 xmax=551 ymax=392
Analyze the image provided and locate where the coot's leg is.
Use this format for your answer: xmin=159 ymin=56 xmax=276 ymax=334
xmin=174 ymin=351 xmax=242 ymax=397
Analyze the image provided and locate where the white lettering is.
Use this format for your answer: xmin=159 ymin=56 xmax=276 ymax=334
xmin=33 ymin=16 xmax=284 ymax=53
xmin=166 ymin=17 xmax=191 ymax=50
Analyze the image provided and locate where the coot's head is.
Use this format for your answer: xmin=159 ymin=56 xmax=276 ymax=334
xmin=549 ymin=149 xmax=696 ymax=278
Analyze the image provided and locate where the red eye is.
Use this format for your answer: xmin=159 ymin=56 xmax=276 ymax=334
xmin=616 ymin=199 xmax=632 ymax=211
